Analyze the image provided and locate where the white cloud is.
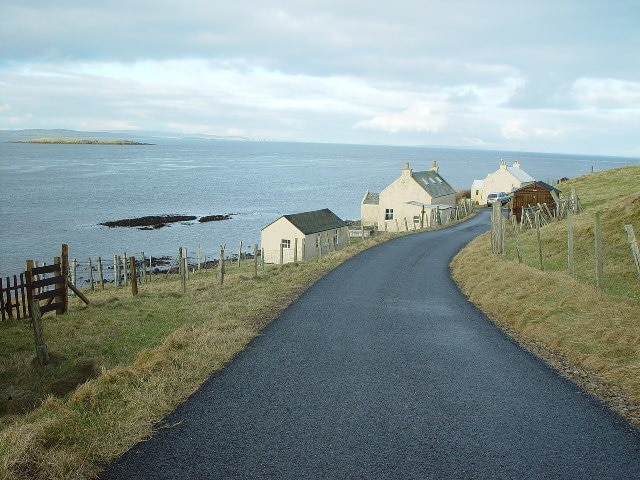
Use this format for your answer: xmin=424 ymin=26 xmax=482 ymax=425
xmin=0 ymin=1 xmax=638 ymax=155
xmin=570 ymin=78 xmax=640 ymax=109
xmin=354 ymin=103 xmax=447 ymax=134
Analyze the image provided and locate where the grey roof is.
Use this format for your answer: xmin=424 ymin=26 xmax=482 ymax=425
xmin=280 ymin=208 xmax=346 ymax=235
xmin=513 ymin=181 xmax=561 ymax=194
xmin=505 ymin=165 xmax=535 ymax=183
xmin=412 ymin=171 xmax=456 ymax=198
xmin=362 ymin=191 xmax=380 ymax=205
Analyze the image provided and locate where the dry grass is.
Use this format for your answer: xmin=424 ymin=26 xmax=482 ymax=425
xmin=451 ymin=165 xmax=640 ymax=426
xmin=0 ymin=235 xmax=394 ymax=480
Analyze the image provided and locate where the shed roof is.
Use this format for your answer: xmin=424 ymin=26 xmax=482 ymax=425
xmin=412 ymin=170 xmax=456 ymax=198
xmin=264 ymin=208 xmax=346 ymax=235
xmin=512 ymin=181 xmax=561 ymax=194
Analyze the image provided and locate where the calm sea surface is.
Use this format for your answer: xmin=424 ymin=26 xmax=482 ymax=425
xmin=0 ymin=138 xmax=635 ymax=280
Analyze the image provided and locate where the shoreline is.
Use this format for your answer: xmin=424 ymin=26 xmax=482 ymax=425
xmin=10 ymin=138 xmax=154 ymax=145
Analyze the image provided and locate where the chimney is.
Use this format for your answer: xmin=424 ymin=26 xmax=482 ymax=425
xmin=430 ymin=160 xmax=439 ymax=174
xmin=513 ymin=161 xmax=521 ymax=169
xmin=500 ymin=160 xmax=507 ymax=169
xmin=402 ymin=162 xmax=412 ymax=178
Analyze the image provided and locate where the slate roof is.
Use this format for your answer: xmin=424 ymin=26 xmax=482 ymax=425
xmin=278 ymin=208 xmax=347 ymax=235
xmin=412 ymin=170 xmax=456 ymax=198
xmin=504 ymin=165 xmax=535 ymax=183
xmin=362 ymin=191 xmax=380 ymax=205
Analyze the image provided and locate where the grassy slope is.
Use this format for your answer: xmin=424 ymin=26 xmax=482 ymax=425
xmin=451 ymin=165 xmax=640 ymax=426
xmin=0 ymin=237 xmax=397 ymax=480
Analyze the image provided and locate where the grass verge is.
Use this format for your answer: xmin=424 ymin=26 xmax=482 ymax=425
xmin=451 ymin=165 xmax=640 ymax=426
xmin=1 ymin=234 xmax=399 ymax=479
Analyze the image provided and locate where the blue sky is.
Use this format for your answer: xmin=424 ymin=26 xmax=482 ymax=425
xmin=0 ymin=1 xmax=638 ymax=156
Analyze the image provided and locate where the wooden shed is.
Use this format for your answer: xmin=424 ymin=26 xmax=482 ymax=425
xmin=511 ymin=181 xmax=561 ymax=221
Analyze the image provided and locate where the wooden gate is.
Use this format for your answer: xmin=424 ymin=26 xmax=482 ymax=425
xmin=25 ymin=259 xmax=68 ymax=317
xmin=0 ymin=244 xmax=70 ymax=322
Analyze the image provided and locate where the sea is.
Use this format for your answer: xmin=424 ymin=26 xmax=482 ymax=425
xmin=0 ymin=134 xmax=636 ymax=281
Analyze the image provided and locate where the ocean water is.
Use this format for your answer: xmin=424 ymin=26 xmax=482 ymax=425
xmin=0 ymin=138 xmax=635 ymax=280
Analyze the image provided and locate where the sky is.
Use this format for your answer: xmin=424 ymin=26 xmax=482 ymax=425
xmin=0 ymin=1 xmax=638 ymax=156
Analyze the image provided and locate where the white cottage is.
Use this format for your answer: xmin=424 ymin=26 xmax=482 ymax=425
xmin=471 ymin=160 xmax=535 ymax=205
xmin=261 ymin=208 xmax=349 ymax=264
xmin=361 ymin=161 xmax=456 ymax=231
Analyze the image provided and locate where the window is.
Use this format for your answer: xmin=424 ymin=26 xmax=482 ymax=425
xmin=413 ymin=216 xmax=420 ymax=224
xmin=385 ymin=208 xmax=394 ymax=220
xmin=334 ymin=229 xmax=339 ymax=245
xmin=281 ymin=239 xmax=291 ymax=249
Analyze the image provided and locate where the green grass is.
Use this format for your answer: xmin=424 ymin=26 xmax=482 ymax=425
xmin=0 ymin=235 xmax=399 ymax=479
xmin=451 ymin=165 xmax=640 ymax=427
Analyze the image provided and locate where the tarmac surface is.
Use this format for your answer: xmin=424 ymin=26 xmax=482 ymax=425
xmin=101 ymin=211 xmax=640 ymax=479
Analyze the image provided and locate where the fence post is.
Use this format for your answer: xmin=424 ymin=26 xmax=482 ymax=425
xmin=219 ymin=245 xmax=226 ymax=286
xmin=238 ymin=241 xmax=243 ymax=268
xmin=114 ymin=255 xmax=120 ymax=287
xmin=122 ymin=252 xmax=128 ymax=287
xmin=97 ymin=257 xmax=105 ymax=290
xmin=140 ymin=253 xmax=146 ymax=284
xmin=53 ymin=256 xmax=65 ymax=314
xmin=180 ymin=255 xmax=187 ymax=293
xmin=624 ymin=225 xmax=640 ymax=280
xmin=253 ymin=244 xmax=258 ymax=278
xmin=130 ymin=256 xmax=139 ymax=296
xmin=181 ymin=248 xmax=188 ymax=280
xmin=72 ymin=258 xmax=78 ymax=288
xmin=594 ymin=212 xmax=604 ymax=290
xmin=197 ymin=244 xmax=202 ymax=272
xmin=61 ymin=244 xmax=69 ymax=312
xmin=491 ymin=201 xmax=504 ymax=254
xmin=535 ymin=211 xmax=544 ymax=270
xmin=294 ymin=238 xmax=298 ymax=263
xmin=25 ymin=260 xmax=49 ymax=365
xmin=88 ymin=258 xmax=95 ymax=291
xmin=567 ymin=208 xmax=575 ymax=277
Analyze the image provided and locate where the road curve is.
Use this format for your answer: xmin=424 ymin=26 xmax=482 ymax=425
xmin=101 ymin=211 xmax=640 ymax=479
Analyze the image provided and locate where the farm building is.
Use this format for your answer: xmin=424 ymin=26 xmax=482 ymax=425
xmin=261 ymin=208 xmax=349 ymax=264
xmin=361 ymin=161 xmax=456 ymax=231
xmin=511 ymin=181 xmax=561 ymax=222
xmin=471 ymin=161 xmax=535 ymax=205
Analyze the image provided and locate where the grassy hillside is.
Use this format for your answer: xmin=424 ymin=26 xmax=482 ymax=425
xmin=451 ymin=165 xmax=640 ymax=426
xmin=0 ymin=235 xmax=400 ymax=479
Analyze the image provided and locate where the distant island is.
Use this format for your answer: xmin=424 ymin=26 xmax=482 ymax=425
xmin=10 ymin=137 xmax=154 ymax=145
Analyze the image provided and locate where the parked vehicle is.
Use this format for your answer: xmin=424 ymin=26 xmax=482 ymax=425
xmin=487 ymin=192 xmax=511 ymax=206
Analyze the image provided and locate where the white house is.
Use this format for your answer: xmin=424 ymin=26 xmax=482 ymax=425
xmin=361 ymin=161 xmax=456 ymax=231
xmin=261 ymin=208 xmax=349 ymax=264
xmin=471 ymin=160 xmax=535 ymax=205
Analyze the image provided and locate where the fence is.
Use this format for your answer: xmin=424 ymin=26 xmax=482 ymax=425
xmin=2 ymin=200 xmax=477 ymax=319
xmin=490 ymin=191 xmax=640 ymax=289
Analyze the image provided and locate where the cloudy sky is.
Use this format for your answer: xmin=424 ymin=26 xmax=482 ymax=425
xmin=1 ymin=1 xmax=638 ymax=156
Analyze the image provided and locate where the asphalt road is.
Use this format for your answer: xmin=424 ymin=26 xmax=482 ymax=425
xmin=101 ymin=211 xmax=640 ymax=479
